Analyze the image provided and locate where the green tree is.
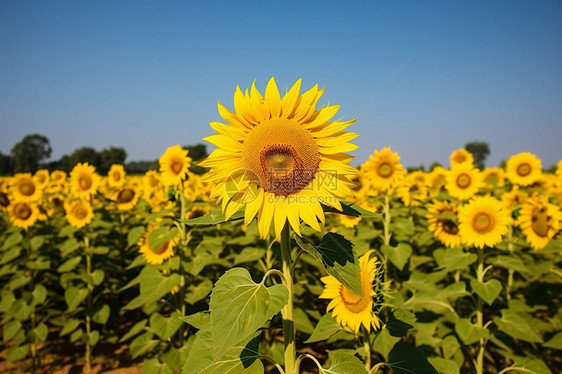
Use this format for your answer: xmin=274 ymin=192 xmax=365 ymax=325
xmin=70 ymin=147 xmax=101 ymax=170
xmin=429 ymin=162 xmax=442 ymax=171
xmin=0 ymin=152 xmax=13 ymax=175
xmin=99 ymin=147 xmax=127 ymax=174
xmin=183 ymin=143 xmax=208 ymax=161
xmin=465 ymin=141 xmax=490 ymax=169
xmin=11 ymin=134 xmax=52 ymax=173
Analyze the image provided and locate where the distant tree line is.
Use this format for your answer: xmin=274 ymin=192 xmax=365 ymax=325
xmin=0 ymin=134 xmax=208 ymax=175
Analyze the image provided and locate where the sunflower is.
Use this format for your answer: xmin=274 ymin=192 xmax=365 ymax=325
xmin=48 ymin=170 xmax=68 ymax=193
xmin=9 ymin=201 xmax=39 ymax=229
xmin=458 ymin=196 xmax=510 ymax=248
xmin=427 ymin=166 xmax=448 ymax=193
xmin=518 ymin=198 xmax=562 ymax=251
xmin=139 ymin=222 xmax=178 ymax=265
xmin=505 ymin=152 xmax=542 ymax=186
xmin=0 ymin=191 xmax=9 ymax=211
xmin=362 ymin=147 xmax=405 ymax=193
xmin=319 ymin=250 xmax=382 ymax=334
xmin=185 ymin=204 xmax=213 ymax=220
xmin=501 ymin=185 xmax=528 ymax=211
xmin=159 ymin=145 xmax=191 ymax=187
xmin=108 ymin=164 xmax=126 ymax=188
xmin=446 ymin=164 xmax=482 ymax=200
xmin=482 ymin=167 xmax=505 ymax=188
xmin=114 ymin=183 xmax=140 ymax=211
xmin=34 ymin=169 xmax=50 ymax=189
xmin=427 ymin=200 xmax=462 ymax=248
xmin=11 ymin=173 xmax=42 ymax=202
xmin=449 ymin=148 xmax=474 ymax=167
xmin=65 ymin=199 xmax=94 ymax=228
xmin=396 ymin=174 xmax=428 ymax=207
xmin=70 ymin=163 xmax=99 ymax=198
xmin=199 ymin=78 xmax=358 ymax=239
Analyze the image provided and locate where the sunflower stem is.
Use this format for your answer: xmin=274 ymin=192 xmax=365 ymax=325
xmin=84 ymin=236 xmax=92 ymax=374
xmin=475 ymin=249 xmax=485 ymax=374
xmin=280 ymin=222 xmax=296 ymax=374
xmin=178 ymin=191 xmax=188 ymax=346
xmin=363 ymin=330 xmax=372 ymax=370
xmin=506 ymin=226 xmax=514 ymax=300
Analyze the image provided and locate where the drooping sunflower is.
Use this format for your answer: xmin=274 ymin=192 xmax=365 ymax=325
xmin=70 ymin=163 xmax=99 ymax=198
xmin=362 ymin=147 xmax=405 ymax=193
xmin=199 ymin=78 xmax=359 ymax=239
xmin=458 ymin=196 xmax=510 ymax=248
xmin=159 ymin=145 xmax=192 ymax=187
xmin=9 ymin=201 xmax=39 ymax=229
xmin=449 ymin=148 xmax=474 ymax=167
xmin=139 ymin=222 xmax=178 ymax=264
xmin=505 ymin=152 xmax=542 ymax=186
xmin=319 ymin=250 xmax=383 ymax=334
xmin=446 ymin=164 xmax=482 ymax=200
xmin=65 ymin=199 xmax=94 ymax=228
xmin=427 ymin=200 xmax=462 ymax=248
xmin=108 ymin=164 xmax=126 ymax=188
xmin=11 ymin=173 xmax=42 ymax=202
xmin=518 ymin=198 xmax=562 ymax=251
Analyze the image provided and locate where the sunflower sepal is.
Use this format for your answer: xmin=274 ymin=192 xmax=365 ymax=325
xmin=321 ymin=201 xmax=381 ymax=219
xmin=295 ymin=233 xmax=363 ymax=297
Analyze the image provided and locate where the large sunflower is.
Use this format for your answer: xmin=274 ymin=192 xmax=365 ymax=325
xmin=11 ymin=173 xmax=42 ymax=202
xmin=108 ymin=164 xmax=126 ymax=188
xmin=199 ymin=78 xmax=358 ymax=239
xmin=362 ymin=147 xmax=405 ymax=193
xmin=70 ymin=163 xmax=99 ymax=198
xmin=139 ymin=222 xmax=178 ymax=265
xmin=9 ymin=201 xmax=39 ymax=229
xmin=458 ymin=196 xmax=510 ymax=248
xmin=159 ymin=145 xmax=191 ymax=187
xmin=65 ymin=199 xmax=94 ymax=228
xmin=518 ymin=198 xmax=561 ymax=251
xmin=446 ymin=164 xmax=482 ymax=200
xmin=427 ymin=200 xmax=462 ymax=248
xmin=319 ymin=250 xmax=382 ymax=334
xmin=505 ymin=152 xmax=542 ymax=186
xmin=449 ymin=148 xmax=474 ymax=167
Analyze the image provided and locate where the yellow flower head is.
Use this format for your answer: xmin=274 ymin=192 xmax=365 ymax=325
xmin=9 ymin=201 xmax=39 ymax=229
xmin=449 ymin=148 xmax=474 ymax=167
xmin=199 ymin=78 xmax=359 ymax=239
xmin=114 ymin=183 xmax=140 ymax=211
xmin=446 ymin=164 xmax=483 ymax=200
xmin=65 ymin=199 xmax=94 ymax=228
xmin=319 ymin=250 xmax=383 ymax=334
xmin=11 ymin=173 xmax=42 ymax=202
xmin=159 ymin=145 xmax=191 ymax=187
xmin=427 ymin=200 xmax=462 ymax=248
xmin=139 ymin=222 xmax=178 ymax=265
xmin=33 ymin=169 xmax=50 ymax=189
xmin=70 ymin=163 xmax=99 ymax=198
xmin=108 ymin=164 xmax=126 ymax=188
xmin=396 ymin=173 xmax=428 ymax=207
xmin=506 ymin=152 xmax=542 ymax=186
xmin=518 ymin=198 xmax=561 ymax=251
xmin=458 ymin=196 xmax=510 ymax=249
xmin=362 ymin=147 xmax=405 ymax=193
xmin=482 ymin=167 xmax=505 ymax=188
xmin=427 ymin=166 xmax=448 ymax=193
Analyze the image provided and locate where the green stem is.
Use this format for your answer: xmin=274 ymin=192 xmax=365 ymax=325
xmin=475 ymin=249 xmax=485 ymax=374
xmin=506 ymin=226 xmax=514 ymax=300
xmin=178 ymin=192 xmax=188 ymax=346
xmin=280 ymin=222 xmax=295 ymax=374
xmin=383 ymin=195 xmax=391 ymax=246
xmin=363 ymin=330 xmax=372 ymax=371
xmin=85 ymin=236 xmax=92 ymax=374
xmin=26 ymin=230 xmax=38 ymax=373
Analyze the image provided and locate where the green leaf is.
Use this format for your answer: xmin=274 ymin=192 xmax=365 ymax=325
xmin=494 ymin=309 xmax=543 ymax=343
xmin=127 ymin=226 xmax=145 ymax=247
xmin=91 ymin=269 xmax=105 ymax=286
xmin=60 ymin=319 xmax=81 ymax=336
xmin=124 ymin=266 xmax=181 ymax=310
xmin=296 ymin=233 xmax=363 ymax=297
xmin=304 ymin=312 xmax=342 ymax=343
xmin=322 ymin=201 xmax=381 ymax=218
xmin=58 ymin=256 xmax=82 ymax=273
xmin=188 ymin=237 xmax=225 ymax=276
xmin=209 ymin=267 xmax=288 ymax=359
xmin=30 ymin=236 xmax=45 ymax=251
xmin=31 ymin=284 xmax=47 ymax=306
xmin=388 ymin=343 xmax=438 ymax=374
xmin=143 ymin=357 xmax=174 ymax=374
xmin=3 ymin=320 xmax=22 ymax=342
xmin=441 ymin=335 xmax=460 ymax=359
xmin=59 ymin=237 xmax=80 ymax=257
xmin=240 ymin=333 xmax=261 ymax=369
xmin=373 ymin=328 xmax=401 ymax=359
xmin=0 ymin=291 xmax=15 ymax=312
xmin=181 ymin=312 xmax=210 ymax=330
xmin=92 ymin=304 xmax=110 ymax=325
xmin=65 ymin=287 xmax=89 ymax=311
xmin=1 ymin=246 xmax=22 ymax=265
xmin=544 ymin=332 xmax=562 ymax=349
xmin=386 ymin=314 xmax=414 ymax=338
xmin=454 ymin=318 xmax=490 ymax=345
xmin=150 ymin=311 xmax=182 ymax=341
xmin=233 ymin=247 xmax=266 ymax=265
xmin=470 ymin=278 xmax=502 ymax=305
xmin=381 ymin=243 xmax=412 ymax=271
xmin=130 ymin=332 xmax=159 ymax=359
xmin=322 ymin=350 xmax=368 ymax=374
xmin=488 ymin=255 xmax=529 ymax=273
xmin=88 ymin=330 xmax=100 ymax=346
xmin=148 ymin=226 xmax=179 ymax=255
xmin=31 ymin=323 xmax=48 ymax=344
xmin=433 ymin=248 xmax=477 ymax=271
xmin=185 ymin=278 xmax=213 ymax=304
xmin=70 ymin=328 xmax=83 ymax=343
xmin=180 ymin=206 xmax=245 ymax=226
xmin=119 ymin=320 xmax=147 ymax=342
xmin=428 ymin=357 xmax=460 ymax=374
xmin=391 ymin=217 xmax=415 ymax=236
xmin=6 ymin=345 xmax=28 ymax=362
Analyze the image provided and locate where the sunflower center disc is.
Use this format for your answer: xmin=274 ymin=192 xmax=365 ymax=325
xmin=20 ymin=181 xmax=35 ymax=196
xmin=441 ymin=219 xmax=459 ymax=235
xmin=339 ymin=269 xmax=372 ymax=313
xmin=118 ymin=189 xmax=135 ymax=203
xmin=456 ymin=174 xmax=471 ymax=188
xmin=242 ymin=118 xmax=320 ymax=196
xmin=75 ymin=207 xmax=88 ymax=219
xmin=472 ymin=212 xmax=494 ymax=233
xmin=79 ymin=176 xmax=92 ymax=190
xmin=113 ymin=172 xmax=121 ymax=181
xmin=0 ymin=193 xmax=9 ymax=207
xmin=531 ymin=208 xmax=549 ymax=237
xmin=377 ymin=163 xmax=393 ymax=178
xmin=171 ymin=160 xmax=183 ymax=174
xmin=16 ymin=204 xmax=32 ymax=220
xmin=517 ymin=163 xmax=531 ymax=177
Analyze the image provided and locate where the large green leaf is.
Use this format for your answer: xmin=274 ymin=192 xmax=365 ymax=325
xmin=543 ymin=332 xmax=562 ymax=349
xmin=188 ymin=237 xmax=225 ymax=276
xmin=455 ymin=318 xmax=490 ymax=345
xmin=124 ymin=266 xmax=181 ymax=310
xmin=381 ymin=243 xmax=412 ymax=271
xmin=433 ymin=248 xmax=477 ymax=271
xmin=494 ymin=309 xmax=543 ymax=343
xmin=386 ymin=314 xmax=414 ymax=338
xmin=322 ymin=350 xmax=368 ymax=374
xmin=304 ymin=312 xmax=342 ymax=343
xmin=65 ymin=287 xmax=89 ymax=311
xmin=296 ymin=233 xmax=363 ymax=297
xmin=150 ymin=311 xmax=183 ymax=341
xmin=470 ymin=278 xmax=502 ymax=305
xmin=209 ymin=268 xmax=288 ymax=359
xmin=388 ymin=343 xmax=438 ymax=374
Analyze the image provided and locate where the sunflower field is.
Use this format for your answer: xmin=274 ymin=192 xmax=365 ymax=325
xmin=1 ymin=79 xmax=562 ymax=374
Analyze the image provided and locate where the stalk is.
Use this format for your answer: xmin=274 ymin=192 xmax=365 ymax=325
xmin=84 ymin=236 xmax=93 ymax=374
xmin=383 ymin=195 xmax=391 ymax=246
xmin=26 ymin=231 xmax=38 ymax=373
xmin=280 ymin=222 xmax=295 ymax=374
xmin=178 ymin=191 xmax=188 ymax=346
xmin=363 ymin=330 xmax=372 ymax=371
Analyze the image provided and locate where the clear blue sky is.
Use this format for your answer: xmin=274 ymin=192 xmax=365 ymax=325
xmin=1 ymin=1 xmax=561 ymax=168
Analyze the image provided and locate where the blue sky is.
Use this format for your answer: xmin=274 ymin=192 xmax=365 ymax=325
xmin=1 ymin=1 xmax=561 ymax=168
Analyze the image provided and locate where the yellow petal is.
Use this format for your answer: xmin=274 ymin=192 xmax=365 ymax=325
xmin=281 ymin=78 xmax=301 ymax=117
xmin=265 ymin=77 xmax=282 ymax=119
